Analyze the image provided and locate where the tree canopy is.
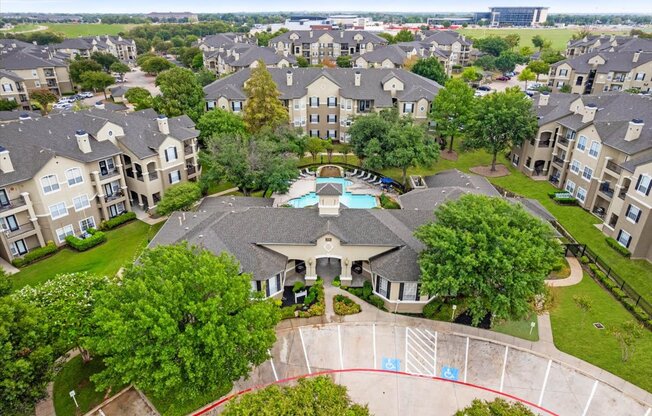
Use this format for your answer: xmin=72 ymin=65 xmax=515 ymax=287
xmin=154 ymin=67 xmax=205 ymax=121
xmin=30 ymin=89 xmax=58 ymax=114
xmin=140 ymin=56 xmax=174 ymax=75
xmin=109 ymin=61 xmax=130 ymax=75
xmin=394 ymin=29 xmax=415 ymax=43
xmin=69 ymin=58 xmax=103 ymax=84
xmin=474 ymin=36 xmax=511 ymax=56
xmin=464 ymin=87 xmax=538 ymax=171
xmin=517 ymin=68 xmax=536 ymax=89
xmin=461 ymin=67 xmax=482 ymax=83
xmin=336 ymin=55 xmax=352 ymax=68
xmin=430 ymin=78 xmax=475 ymax=153
xmin=197 ymin=108 xmax=247 ymax=141
xmin=88 ymin=244 xmax=280 ymax=402
xmin=124 ymin=86 xmax=154 ymax=110
xmin=242 ymin=61 xmax=289 ymax=133
xmin=80 ymin=71 xmax=115 ymax=99
xmin=195 ymin=68 xmax=217 ymax=87
xmin=0 ymin=98 xmax=19 ymax=111
xmin=156 ymin=182 xmax=203 ymax=215
xmin=411 ymin=57 xmax=449 ymax=85
xmin=526 ymin=60 xmax=550 ymax=81
xmin=416 ymin=194 xmax=560 ymax=326
xmin=90 ymin=51 xmax=119 ymax=72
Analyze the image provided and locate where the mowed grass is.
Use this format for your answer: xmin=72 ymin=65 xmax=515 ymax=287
xmin=47 ymin=23 xmax=138 ymax=37
xmin=550 ymin=274 xmax=652 ymax=393
xmin=10 ymin=220 xmax=163 ymax=291
xmin=456 ymin=28 xmax=632 ymax=50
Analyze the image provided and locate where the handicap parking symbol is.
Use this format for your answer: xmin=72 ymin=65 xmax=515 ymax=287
xmin=382 ymin=357 xmax=401 ymax=372
xmin=441 ymin=366 xmax=459 ymax=381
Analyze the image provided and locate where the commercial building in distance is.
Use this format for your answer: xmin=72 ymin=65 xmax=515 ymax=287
xmin=480 ymin=7 xmax=549 ymax=27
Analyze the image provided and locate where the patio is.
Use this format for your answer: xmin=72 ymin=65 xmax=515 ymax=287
xmin=273 ymin=176 xmax=395 ymax=207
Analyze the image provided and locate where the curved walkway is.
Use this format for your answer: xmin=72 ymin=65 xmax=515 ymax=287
xmin=545 ymin=256 xmax=583 ymax=287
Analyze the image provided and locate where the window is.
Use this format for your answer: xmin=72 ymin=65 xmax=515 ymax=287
xmin=41 ymin=175 xmax=60 ymax=194
xmin=635 ymin=73 xmax=645 ymax=81
xmin=0 ymin=189 xmax=8 ymax=207
xmin=327 ymin=114 xmax=337 ymax=124
xmin=165 ymin=147 xmax=179 ymax=163
xmin=268 ymin=274 xmax=279 ymax=294
xmin=582 ymin=166 xmax=593 ymax=181
xmin=309 ymin=96 xmax=319 ymax=107
xmin=403 ymin=102 xmax=414 ymax=113
xmin=616 ymin=229 xmax=632 ymax=248
xmin=231 ymin=101 xmax=242 ymax=112
xmin=73 ymin=194 xmax=90 ymax=211
xmin=169 ymin=170 xmax=181 ymax=184
xmin=588 ymin=141 xmax=601 ymax=158
xmin=565 ymin=180 xmax=576 ymax=194
xmin=635 ymin=174 xmax=651 ymax=195
xmin=108 ymin=202 xmax=125 ymax=218
xmin=576 ymin=136 xmax=587 ymax=151
xmin=309 ymin=129 xmax=320 ymax=137
xmin=377 ymin=276 xmax=389 ymax=298
xmin=2 ymin=83 xmax=13 ymax=92
xmin=576 ymin=187 xmax=587 ymax=203
xmin=570 ymin=160 xmax=581 ymax=174
xmin=310 ymin=114 xmax=319 ymax=123
xmin=327 ymin=97 xmax=337 ymax=107
xmin=293 ymin=99 xmax=300 ymax=110
xmin=327 ymin=130 xmax=337 ymax=139
xmin=346 ymin=99 xmax=352 ymax=110
xmin=49 ymin=202 xmax=68 ymax=219
xmin=56 ymin=224 xmax=74 ymax=243
xmin=400 ymin=282 xmax=418 ymax=301
xmin=10 ymin=239 xmax=28 ymax=256
xmin=99 ymin=158 xmax=115 ymax=176
xmin=0 ymin=215 xmax=19 ymax=232
xmin=65 ymin=167 xmax=84 ymax=186
xmin=625 ymin=205 xmax=641 ymax=223
xmin=558 ymin=69 xmax=568 ymax=76
xmin=80 ymin=216 xmax=96 ymax=231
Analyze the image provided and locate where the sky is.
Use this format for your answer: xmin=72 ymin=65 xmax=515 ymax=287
xmin=2 ymin=0 xmax=652 ymax=14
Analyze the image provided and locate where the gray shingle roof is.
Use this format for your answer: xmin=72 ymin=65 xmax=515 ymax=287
xmin=620 ymin=153 xmax=652 ymax=173
xmin=0 ymin=48 xmax=67 ymax=70
xmin=422 ymin=30 xmax=471 ymax=47
xmin=270 ymin=30 xmax=388 ymax=46
xmin=0 ymin=68 xmax=24 ymax=82
xmin=552 ymin=50 xmax=652 ymax=74
xmin=316 ymin=182 xmax=342 ymax=196
xmin=355 ymin=44 xmax=408 ymax=65
xmin=229 ymin=47 xmax=297 ymax=68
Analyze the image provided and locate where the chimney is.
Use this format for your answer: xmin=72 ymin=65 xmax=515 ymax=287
xmin=354 ymin=71 xmax=361 ymax=87
xmin=157 ymin=114 xmax=169 ymax=135
xmin=539 ymin=91 xmax=550 ymax=106
xmin=75 ymin=130 xmax=92 ymax=154
xmin=0 ymin=146 xmax=14 ymax=173
xmin=625 ymin=119 xmax=644 ymax=141
xmin=94 ymin=101 xmax=105 ymax=110
xmin=19 ymin=113 xmax=31 ymax=120
xmin=633 ymin=49 xmax=641 ymax=63
xmin=582 ymin=104 xmax=597 ymax=123
xmin=309 ymin=31 xmax=313 ymax=38
xmin=286 ymin=70 xmax=293 ymax=86
xmin=340 ymin=31 xmax=344 ymax=39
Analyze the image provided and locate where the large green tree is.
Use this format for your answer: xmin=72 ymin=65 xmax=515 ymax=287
xmin=140 ymin=56 xmax=174 ymax=75
xmin=464 ymin=87 xmax=538 ymax=171
xmin=29 ymin=89 xmax=58 ymax=115
xmin=411 ymin=57 xmax=448 ymax=85
xmin=80 ymin=71 xmax=115 ymax=99
xmin=156 ymin=182 xmax=202 ymax=215
xmin=474 ymin=36 xmax=510 ymax=56
xmin=455 ymin=398 xmax=536 ymax=416
xmin=0 ymin=296 xmax=55 ymax=415
xmin=415 ymin=194 xmax=560 ymax=326
xmin=109 ymin=61 xmax=130 ymax=77
xmin=0 ymin=99 xmax=18 ymax=111
xmin=494 ymin=51 xmax=525 ymax=73
xmin=90 ymin=52 xmax=119 ymax=72
xmin=88 ymin=244 xmax=280 ymax=402
xmin=69 ymin=58 xmax=103 ymax=84
xmin=430 ymin=78 xmax=475 ymax=153
xmin=223 ymin=376 xmax=370 ymax=415
xmin=242 ymin=61 xmax=289 ymax=133
xmin=195 ymin=68 xmax=217 ymax=87
xmin=197 ymin=108 xmax=247 ymax=141
xmin=154 ymin=67 xmax=205 ymax=121
xmin=517 ymin=68 xmax=536 ymax=90
xmin=526 ymin=60 xmax=550 ymax=81
xmin=124 ymin=86 xmax=154 ymax=110
xmin=394 ymin=29 xmax=415 ymax=42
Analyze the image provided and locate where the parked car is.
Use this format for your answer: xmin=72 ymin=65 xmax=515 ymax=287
xmin=504 ymin=72 xmax=516 ymax=77
xmin=496 ymin=76 xmax=511 ymax=81
xmin=527 ymin=83 xmax=543 ymax=91
xmin=53 ymin=102 xmax=73 ymax=109
xmin=476 ymin=85 xmax=492 ymax=91
xmin=79 ymin=91 xmax=94 ymax=98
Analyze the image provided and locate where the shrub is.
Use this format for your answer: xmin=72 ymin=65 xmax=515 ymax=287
xmin=99 ymin=211 xmax=136 ymax=230
xmin=332 ymin=276 xmax=341 ymax=288
xmin=362 ymin=280 xmax=373 ymax=299
xmin=612 ymin=288 xmax=627 ymax=301
xmin=280 ymin=306 xmax=297 ymax=320
xmin=423 ymin=300 xmax=439 ymax=319
xmin=297 ymin=282 xmax=325 ymax=318
xmin=380 ymin=193 xmax=400 ymax=209
xmin=605 ymin=237 xmax=631 ymax=257
xmin=333 ymin=295 xmax=361 ymax=315
xmin=551 ymin=259 xmax=563 ymax=272
xmin=367 ymin=294 xmax=385 ymax=309
xmin=581 ymin=256 xmax=590 ymax=264
xmin=553 ymin=196 xmax=578 ymax=205
xmin=588 ymin=263 xmax=598 ymax=274
xmin=292 ymin=281 xmax=305 ymax=293
xmin=156 ymin=182 xmax=202 ymax=216
xmin=348 ymin=288 xmax=363 ymax=298
xmin=11 ymin=241 xmax=57 ymax=267
xmin=65 ymin=229 xmax=107 ymax=251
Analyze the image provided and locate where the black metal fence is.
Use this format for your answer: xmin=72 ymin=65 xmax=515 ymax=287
xmin=297 ymin=161 xmax=408 ymax=193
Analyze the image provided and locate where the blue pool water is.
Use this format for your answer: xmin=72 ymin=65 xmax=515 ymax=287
xmin=289 ymin=178 xmax=378 ymax=209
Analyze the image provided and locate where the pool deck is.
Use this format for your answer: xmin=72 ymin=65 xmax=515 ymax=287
xmin=273 ymin=177 xmax=394 ymax=207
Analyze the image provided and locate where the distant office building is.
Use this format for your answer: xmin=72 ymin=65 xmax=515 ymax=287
xmin=488 ymin=7 xmax=549 ymax=27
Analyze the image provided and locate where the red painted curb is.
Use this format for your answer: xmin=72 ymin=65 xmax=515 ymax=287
xmin=192 ymin=368 xmax=559 ymax=416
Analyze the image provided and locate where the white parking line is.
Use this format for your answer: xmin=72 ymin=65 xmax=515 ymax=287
xmin=372 ymin=323 xmax=377 ymax=369
xmin=338 ymin=325 xmax=343 ymax=370
xmin=582 ymin=380 xmax=599 ymax=416
xmin=268 ymin=349 xmax=279 ymax=381
xmin=499 ymin=346 xmax=509 ymax=392
xmin=405 ymin=327 xmax=437 ymax=376
xmin=644 ymin=408 xmax=651 ymax=416
xmin=298 ymin=327 xmax=311 ymax=374
xmin=464 ymin=337 xmax=469 ymax=383
xmin=538 ymin=359 xmax=552 ymax=406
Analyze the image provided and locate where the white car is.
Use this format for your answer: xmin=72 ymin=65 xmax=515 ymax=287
xmin=53 ymin=102 xmax=73 ymax=109
xmin=57 ymin=97 xmax=75 ymax=104
xmin=79 ymin=91 xmax=94 ymax=98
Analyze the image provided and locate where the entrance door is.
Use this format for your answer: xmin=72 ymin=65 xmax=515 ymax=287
xmin=0 ymin=189 xmax=9 ymax=207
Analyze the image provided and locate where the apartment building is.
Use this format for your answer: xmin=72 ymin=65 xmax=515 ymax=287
xmin=0 ymin=40 xmax=73 ymax=95
xmin=269 ymin=30 xmax=388 ymax=65
xmin=548 ymin=50 xmax=652 ymax=94
xmin=51 ymin=35 xmax=138 ymax=63
xmin=418 ymin=30 xmax=475 ymax=67
xmin=564 ymin=35 xmax=652 ymax=57
xmin=509 ymin=92 xmax=652 ymax=261
xmin=203 ymin=67 xmax=441 ymax=141
xmin=0 ymin=107 xmax=200 ymax=263
xmin=0 ymin=69 xmax=31 ymax=110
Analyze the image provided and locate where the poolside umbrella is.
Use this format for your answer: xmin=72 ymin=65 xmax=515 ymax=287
xmin=381 ymin=177 xmax=393 ymax=184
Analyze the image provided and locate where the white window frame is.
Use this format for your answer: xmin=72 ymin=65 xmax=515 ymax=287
xmin=403 ymin=102 xmax=414 ymax=113
xmin=65 ymin=167 xmax=84 ymax=187
xmin=72 ymin=194 xmax=91 ymax=211
xmin=570 ymin=159 xmax=581 ymax=174
xmin=582 ymin=166 xmax=593 ymax=182
xmin=588 ymin=141 xmax=601 ymax=158
xmin=576 ymin=135 xmax=587 ymax=151
xmin=169 ymin=170 xmax=181 ymax=184
xmin=565 ymin=180 xmax=576 ymax=195
xmin=79 ymin=216 xmax=96 ymax=231
xmin=41 ymin=174 xmax=60 ymax=194
xmin=625 ymin=204 xmax=641 ymax=224
xmin=634 ymin=73 xmax=645 ymax=81
xmin=327 ymin=96 xmax=337 ymax=107
xmin=310 ymin=114 xmax=319 ymax=124
xmin=576 ymin=187 xmax=587 ymax=203
xmin=617 ymin=230 xmax=631 ymax=248
xmin=56 ymin=224 xmax=74 ymax=243
xmin=327 ymin=114 xmax=337 ymax=124
xmin=636 ymin=175 xmax=651 ymax=195
xmin=377 ymin=276 xmax=389 ymax=298
xmin=49 ymin=202 xmax=68 ymax=219
xmin=401 ymin=282 xmax=418 ymax=301
xmin=164 ymin=146 xmax=178 ymax=162
xmin=309 ymin=96 xmax=319 ymax=107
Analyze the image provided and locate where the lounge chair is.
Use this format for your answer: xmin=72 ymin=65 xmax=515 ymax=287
xmin=366 ymin=175 xmax=378 ymax=183
xmin=356 ymin=171 xmax=366 ymax=178
xmin=347 ymin=169 xmax=358 ymax=177
xmin=372 ymin=178 xmax=382 ymax=186
xmin=362 ymin=172 xmax=372 ymax=180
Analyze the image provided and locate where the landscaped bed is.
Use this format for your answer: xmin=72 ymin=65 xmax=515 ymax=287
xmin=279 ymin=280 xmax=325 ymax=319
xmin=333 ymin=294 xmax=361 ymax=316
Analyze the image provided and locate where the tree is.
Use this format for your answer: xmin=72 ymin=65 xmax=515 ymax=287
xmin=14 ymin=273 xmax=112 ymax=361
xmin=517 ymin=68 xmax=536 ymax=90
xmin=90 ymin=51 xmax=119 ymax=72
xmin=559 ymin=84 xmax=572 ymax=93
xmin=474 ymin=36 xmax=510 ymax=56
xmin=140 ymin=56 xmax=174 ymax=75
xmin=348 ymin=111 xmax=393 ymax=165
xmin=455 ymin=398 xmax=536 ymax=416
xmin=0 ymin=296 xmax=56 ymax=415
xmin=80 ymin=71 xmax=115 ymax=99
xmin=109 ymin=61 xmax=130 ymax=77
xmin=296 ymin=56 xmax=309 ymax=67
xmin=526 ymin=60 xmax=550 ymax=81
xmin=416 ymin=194 xmax=560 ymax=326
xmin=0 ymin=98 xmax=19 ymax=111
xmin=0 ymin=269 xmax=11 ymax=296
xmin=197 ymin=108 xmax=247 ymax=141
xmin=394 ymin=29 xmax=415 ymax=42
xmin=156 ymin=182 xmax=202 ymax=215
xmin=336 ymin=55 xmax=352 ymax=68
xmin=518 ymin=46 xmax=534 ymax=57
xmin=69 ymin=58 xmax=103 ymax=84
xmin=464 ymin=87 xmax=538 ymax=172
xmin=30 ymin=89 xmax=58 ymax=114
xmin=340 ymin=143 xmax=352 ymax=164
xmin=411 ymin=57 xmax=448 ymax=85
xmin=494 ymin=51 xmax=523 ymax=74
xmin=223 ymin=376 xmax=370 ymax=415
xmin=540 ymin=49 xmax=565 ymax=64
xmin=88 ymin=244 xmax=281 ymax=402
xmin=136 ymin=52 xmax=158 ymax=67
xmin=610 ymin=320 xmax=644 ymax=363
xmin=178 ymin=47 xmax=202 ymax=68
xmin=321 ymin=57 xmax=337 ymax=68
xmin=442 ymin=20 xmax=452 ymax=28
xmin=242 ymin=61 xmax=289 ymax=133
xmin=377 ymin=32 xmax=395 ymax=44
xmin=430 ymin=78 xmax=475 ymax=153
xmin=124 ymin=86 xmax=153 ymax=110
xmin=461 ymin=66 xmax=482 ymax=84
xmin=571 ymin=29 xmax=592 ymax=40
xmin=402 ymin=55 xmax=419 ymax=70
xmin=195 ymin=68 xmax=217 ymax=87
xmin=154 ymin=67 xmax=205 ymax=122
xmin=532 ymin=34 xmax=546 ymax=50
xmin=191 ymin=54 xmax=204 ymax=70
xmin=504 ymin=34 xmax=521 ymax=50
xmin=474 ymin=55 xmax=496 ymax=71
xmin=306 ymin=137 xmax=325 ymax=162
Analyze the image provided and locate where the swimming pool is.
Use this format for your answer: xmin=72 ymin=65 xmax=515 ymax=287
xmin=289 ymin=178 xmax=378 ymax=209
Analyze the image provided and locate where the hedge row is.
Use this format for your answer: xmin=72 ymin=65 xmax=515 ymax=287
xmin=99 ymin=211 xmax=136 ymax=231
xmin=11 ymin=241 xmax=57 ymax=267
xmin=65 ymin=228 xmax=107 ymax=252
xmin=605 ymin=237 xmax=631 ymax=257
xmin=588 ymin=264 xmax=652 ymax=329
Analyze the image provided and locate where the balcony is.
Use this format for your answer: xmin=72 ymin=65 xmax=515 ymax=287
xmin=599 ymin=182 xmax=614 ymax=199
xmin=184 ymin=144 xmax=194 ymax=155
xmin=538 ymin=140 xmax=551 ymax=148
xmin=557 ymin=136 xmax=570 ymax=147
xmin=552 ymin=156 xmax=565 ymax=167
xmin=3 ymin=222 xmax=35 ymax=240
xmin=605 ymin=160 xmax=622 ymax=175
xmin=549 ymin=175 xmax=560 ymax=185
xmin=99 ymin=168 xmax=120 ymax=180
xmin=187 ymin=165 xmax=197 ymax=176
xmin=104 ymin=190 xmax=124 ymax=203
xmin=44 ymin=69 xmax=55 ymax=78
xmin=148 ymin=172 xmax=158 ymax=181
xmin=0 ymin=196 xmax=27 ymax=213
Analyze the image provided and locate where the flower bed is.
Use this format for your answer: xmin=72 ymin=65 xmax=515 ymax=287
xmin=333 ymin=294 xmax=361 ymax=316
xmin=347 ymin=280 xmax=385 ymax=310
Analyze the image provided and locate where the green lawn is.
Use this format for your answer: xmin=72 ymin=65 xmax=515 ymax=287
xmin=147 ymin=383 xmax=232 ymax=416
xmin=46 ymin=23 xmax=138 ymax=37
xmin=493 ymin=314 xmax=539 ymax=342
xmin=550 ymin=274 xmax=652 ymax=393
xmin=1 ymin=23 xmax=41 ymax=33
xmin=10 ymin=220 xmax=163 ymax=291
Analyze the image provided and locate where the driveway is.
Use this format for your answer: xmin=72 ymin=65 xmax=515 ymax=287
xmin=485 ymin=64 xmax=550 ymax=93
xmin=122 ymin=67 xmax=160 ymax=96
